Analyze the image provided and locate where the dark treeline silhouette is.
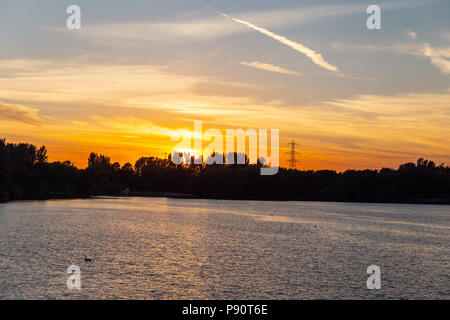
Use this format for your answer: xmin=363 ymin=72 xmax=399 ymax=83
xmin=1 ymin=139 xmax=449 ymax=204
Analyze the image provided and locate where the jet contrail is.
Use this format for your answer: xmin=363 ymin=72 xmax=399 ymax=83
xmin=215 ymin=9 xmax=338 ymax=72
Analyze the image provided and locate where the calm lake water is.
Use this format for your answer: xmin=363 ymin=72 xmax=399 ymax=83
xmin=0 ymin=197 xmax=448 ymax=299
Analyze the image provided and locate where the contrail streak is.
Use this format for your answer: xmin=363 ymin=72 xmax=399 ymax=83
xmin=215 ymin=9 xmax=338 ymax=72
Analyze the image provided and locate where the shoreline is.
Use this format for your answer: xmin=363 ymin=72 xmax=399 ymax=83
xmin=1 ymin=193 xmax=449 ymax=205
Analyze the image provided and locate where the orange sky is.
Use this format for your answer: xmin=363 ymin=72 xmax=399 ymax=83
xmin=1 ymin=59 xmax=449 ymax=170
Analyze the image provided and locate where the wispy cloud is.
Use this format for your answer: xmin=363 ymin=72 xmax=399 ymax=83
xmin=240 ymin=61 xmax=300 ymax=75
xmin=396 ymin=42 xmax=450 ymax=74
xmin=64 ymin=1 xmax=437 ymax=46
xmin=422 ymin=43 xmax=450 ymax=74
xmin=432 ymin=48 xmax=450 ymax=59
xmin=0 ymin=59 xmax=204 ymax=106
xmin=0 ymin=101 xmax=41 ymax=125
xmin=214 ymin=9 xmax=338 ymax=72
xmin=332 ymin=40 xmax=450 ymax=75
xmin=407 ymin=31 xmax=418 ymax=39
xmin=396 ymin=30 xmax=450 ymax=74
xmin=91 ymin=116 xmax=175 ymax=137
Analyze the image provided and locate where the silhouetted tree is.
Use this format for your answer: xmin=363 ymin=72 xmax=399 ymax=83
xmin=0 ymin=138 xmax=449 ymax=204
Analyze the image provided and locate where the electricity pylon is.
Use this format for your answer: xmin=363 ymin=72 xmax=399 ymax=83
xmin=286 ymin=140 xmax=300 ymax=170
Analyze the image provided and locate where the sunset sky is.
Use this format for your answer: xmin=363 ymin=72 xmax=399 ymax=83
xmin=1 ymin=0 xmax=450 ymax=170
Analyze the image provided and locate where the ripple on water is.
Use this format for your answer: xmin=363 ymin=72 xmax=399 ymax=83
xmin=0 ymin=198 xmax=448 ymax=299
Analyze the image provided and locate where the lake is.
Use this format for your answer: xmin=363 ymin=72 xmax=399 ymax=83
xmin=0 ymin=197 xmax=448 ymax=299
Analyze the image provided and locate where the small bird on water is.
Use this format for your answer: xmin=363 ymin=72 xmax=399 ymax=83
xmin=84 ymin=256 xmax=92 ymax=263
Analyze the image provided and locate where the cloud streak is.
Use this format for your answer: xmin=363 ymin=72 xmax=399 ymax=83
xmin=0 ymin=101 xmax=41 ymax=125
xmin=64 ymin=1 xmax=439 ymax=47
xmin=215 ymin=9 xmax=338 ymax=72
xmin=396 ymin=42 xmax=450 ymax=75
xmin=423 ymin=43 xmax=450 ymax=74
xmin=240 ymin=61 xmax=300 ymax=75
xmin=332 ymin=40 xmax=450 ymax=75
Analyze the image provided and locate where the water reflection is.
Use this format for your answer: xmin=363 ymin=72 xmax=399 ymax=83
xmin=0 ymin=198 xmax=448 ymax=299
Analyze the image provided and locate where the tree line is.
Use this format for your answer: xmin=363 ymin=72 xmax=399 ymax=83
xmin=1 ymin=138 xmax=449 ymax=204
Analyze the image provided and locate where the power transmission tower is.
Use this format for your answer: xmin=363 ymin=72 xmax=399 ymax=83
xmin=286 ymin=139 xmax=300 ymax=170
